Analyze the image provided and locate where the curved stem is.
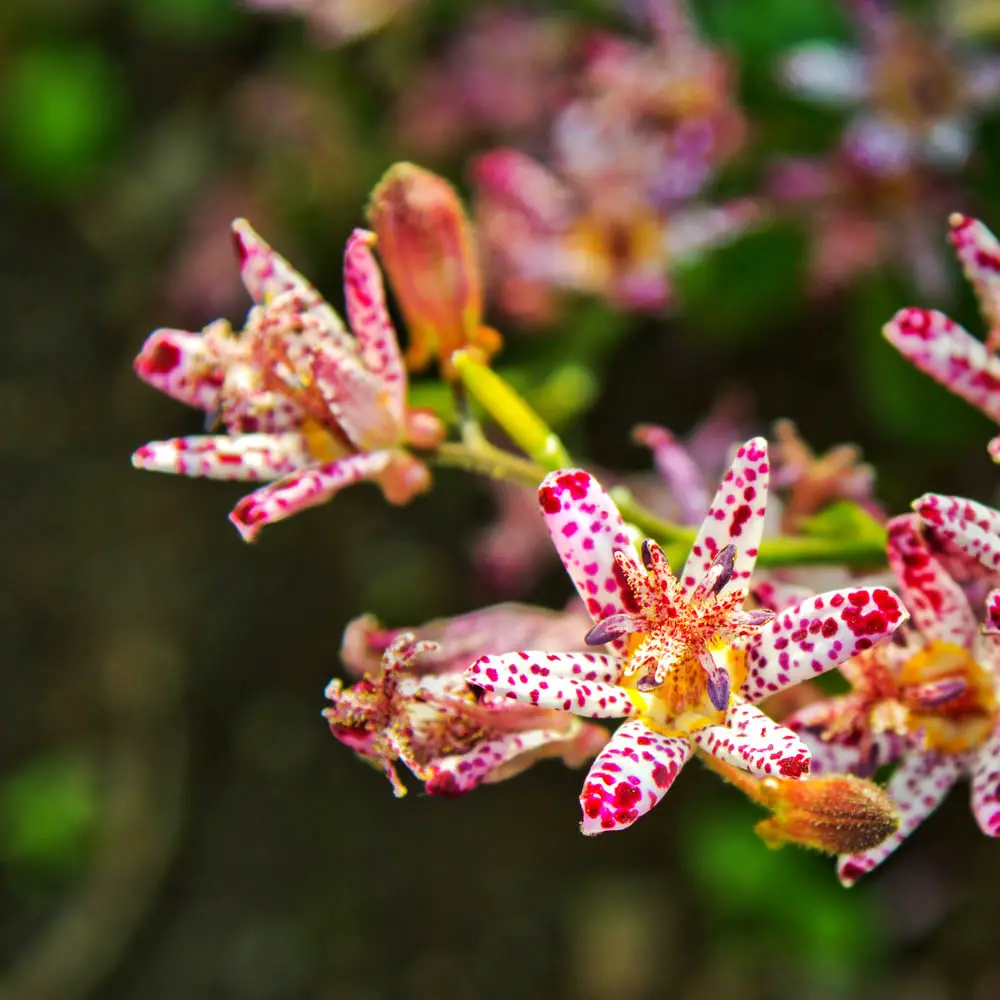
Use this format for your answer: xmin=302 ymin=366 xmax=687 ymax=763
xmin=430 ymin=441 xmax=545 ymax=489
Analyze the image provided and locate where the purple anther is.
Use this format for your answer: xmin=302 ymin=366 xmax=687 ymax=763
xmin=585 ymin=613 xmax=644 ymax=646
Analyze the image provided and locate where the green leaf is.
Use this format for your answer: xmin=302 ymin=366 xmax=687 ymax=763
xmin=1 ymin=754 xmax=98 ymax=877
xmin=1 ymin=46 xmax=125 ymax=194
xmin=798 ymin=500 xmax=888 ymax=547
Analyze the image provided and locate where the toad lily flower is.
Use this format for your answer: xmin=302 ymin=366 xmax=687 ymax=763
xmin=465 ymin=439 xmax=908 ymax=834
xmin=785 ymin=513 xmax=1000 ymax=885
xmin=132 ymin=221 xmax=444 ymax=541
xmin=324 ymin=604 xmax=610 ymax=797
xmin=884 ymin=215 xmax=1000 ymax=460
xmin=780 ymin=0 xmax=1000 ymax=171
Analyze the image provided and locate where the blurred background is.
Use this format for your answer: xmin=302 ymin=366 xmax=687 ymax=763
xmin=5 ymin=0 xmax=1000 ymax=997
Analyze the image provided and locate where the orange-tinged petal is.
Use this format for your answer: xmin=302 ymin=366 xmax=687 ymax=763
xmin=367 ymin=162 xmax=500 ymax=378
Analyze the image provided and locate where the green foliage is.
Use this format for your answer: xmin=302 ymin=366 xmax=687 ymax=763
xmin=1 ymin=45 xmax=125 ymax=194
xmin=128 ymin=0 xmax=243 ymax=42
xmin=1 ymin=754 xmax=98 ymax=879
xmin=672 ymin=225 xmax=807 ymax=345
xmin=681 ymin=801 xmax=886 ymax=984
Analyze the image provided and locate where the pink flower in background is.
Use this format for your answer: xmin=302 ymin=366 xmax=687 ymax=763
xmin=324 ymin=604 xmax=610 ymax=796
xmin=471 ymin=0 xmax=757 ymax=322
xmin=132 ymin=222 xmax=444 ymax=540
xmin=392 ymin=11 xmax=576 ymax=156
xmin=770 ymin=148 xmax=961 ymax=295
xmin=780 ymin=0 xmax=1000 ymax=172
xmin=785 ymin=512 xmax=1000 ymax=885
xmin=473 ymin=140 xmax=759 ymax=320
xmin=883 ymin=214 xmax=1000 ymax=456
xmin=466 ymin=441 xmax=907 ymax=833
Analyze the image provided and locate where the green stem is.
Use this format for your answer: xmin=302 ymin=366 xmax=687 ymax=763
xmin=430 ymin=441 xmax=545 ymax=489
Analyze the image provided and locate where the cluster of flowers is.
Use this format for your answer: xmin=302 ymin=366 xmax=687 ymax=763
xmin=244 ymin=0 xmax=1000 ymax=305
xmin=131 ymin=146 xmax=1000 ymax=886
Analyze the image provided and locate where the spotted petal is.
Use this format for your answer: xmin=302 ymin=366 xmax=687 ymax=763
xmin=465 ymin=651 xmax=631 ymax=719
xmin=423 ymin=728 xmax=571 ymax=797
xmin=681 ymin=437 xmax=769 ymax=603
xmin=970 ymin=725 xmax=1000 ymax=837
xmin=343 ymin=228 xmax=406 ymax=425
xmin=229 ymin=449 xmax=395 ymax=541
xmin=132 ymin=432 xmax=312 ymax=481
xmin=914 ymin=493 xmax=1000 ymax=574
xmin=886 ymin=514 xmax=977 ymax=647
xmin=691 ymin=697 xmax=811 ymax=779
xmin=133 ymin=328 xmax=226 ymax=412
xmin=579 ymin=718 xmax=691 ymax=834
xmin=232 ymin=219 xmax=346 ymax=341
xmin=740 ymin=588 xmax=909 ymax=702
xmin=985 ymin=590 xmax=1000 ymax=635
xmin=948 ymin=214 xmax=1000 ymax=333
xmin=785 ymin=701 xmax=903 ymax=778
xmin=883 ymin=308 xmax=1000 ymax=425
xmin=837 ymin=752 xmax=963 ymax=886
xmin=752 ymin=577 xmax=816 ymax=613
xmin=538 ymin=470 xmax=638 ymax=632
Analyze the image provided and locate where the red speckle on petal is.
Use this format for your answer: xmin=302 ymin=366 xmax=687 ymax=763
xmin=145 ymin=340 xmax=181 ymax=375
xmin=539 ymin=487 xmax=561 ymax=514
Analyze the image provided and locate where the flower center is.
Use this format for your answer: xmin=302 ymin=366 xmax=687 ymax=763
xmin=873 ymin=28 xmax=960 ymax=125
xmin=620 ymin=639 xmax=749 ymax=729
xmin=897 ymin=640 xmax=997 ymax=753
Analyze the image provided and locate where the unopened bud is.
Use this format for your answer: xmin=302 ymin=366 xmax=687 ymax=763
xmin=705 ymin=756 xmax=899 ymax=855
xmin=367 ymin=162 xmax=502 ymax=378
xmin=754 ymin=773 xmax=899 ymax=855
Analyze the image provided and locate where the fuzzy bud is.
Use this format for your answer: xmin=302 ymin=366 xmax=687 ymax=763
xmin=753 ymin=773 xmax=899 ymax=855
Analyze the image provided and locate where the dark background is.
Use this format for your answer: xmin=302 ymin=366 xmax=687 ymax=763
xmin=4 ymin=1 xmax=1000 ymax=997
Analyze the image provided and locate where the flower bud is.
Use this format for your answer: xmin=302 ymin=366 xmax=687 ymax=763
xmin=705 ymin=755 xmax=899 ymax=855
xmin=754 ymin=773 xmax=899 ymax=855
xmin=367 ymin=162 xmax=501 ymax=378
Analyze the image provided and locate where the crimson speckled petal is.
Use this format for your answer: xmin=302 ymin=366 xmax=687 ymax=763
xmin=537 ymin=470 xmax=638 ymax=633
xmin=680 ymin=437 xmax=769 ymax=603
xmin=883 ymin=308 xmax=1000 ymax=425
xmin=465 ymin=651 xmax=632 ymax=718
xmin=886 ymin=513 xmax=977 ymax=647
xmin=131 ymin=432 xmax=312 ymax=481
xmin=914 ymin=493 xmax=1000 ymax=574
xmin=232 ymin=218 xmax=347 ymax=340
xmin=343 ymin=228 xmax=407 ymax=425
xmin=424 ymin=727 xmax=571 ymax=796
xmin=579 ymin=719 xmax=690 ymax=834
xmin=970 ymin=726 xmax=1000 ymax=837
xmin=691 ymin=696 xmax=811 ymax=779
xmin=133 ymin=328 xmax=226 ymax=412
xmin=948 ymin=214 xmax=1000 ymax=333
xmin=837 ymin=752 xmax=963 ymax=886
xmin=740 ymin=588 xmax=909 ymax=702
xmin=229 ymin=449 xmax=395 ymax=541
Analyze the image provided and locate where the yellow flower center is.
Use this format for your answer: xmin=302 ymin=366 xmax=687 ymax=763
xmin=619 ymin=637 xmax=749 ymax=736
xmin=897 ymin=640 xmax=997 ymax=754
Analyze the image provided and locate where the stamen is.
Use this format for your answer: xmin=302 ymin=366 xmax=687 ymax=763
xmin=636 ymin=671 xmax=660 ymax=692
xmin=698 ymin=649 xmax=731 ymax=711
xmin=746 ymin=609 xmax=776 ymax=627
xmin=584 ymin=613 xmax=645 ymax=646
xmin=641 ymin=538 xmax=658 ymax=570
xmin=692 ymin=544 xmax=737 ymax=601
xmin=903 ymin=677 xmax=968 ymax=709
